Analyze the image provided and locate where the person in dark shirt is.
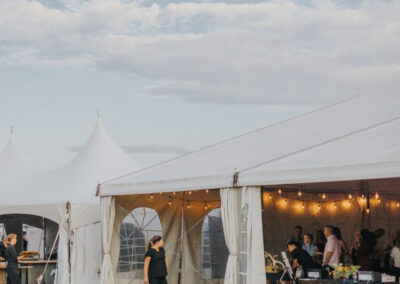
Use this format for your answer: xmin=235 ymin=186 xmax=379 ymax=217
xmin=144 ymin=236 xmax=168 ymax=284
xmin=288 ymin=225 xmax=303 ymax=247
xmin=5 ymin=234 xmax=21 ymax=284
xmin=288 ymin=240 xmax=319 ymax=279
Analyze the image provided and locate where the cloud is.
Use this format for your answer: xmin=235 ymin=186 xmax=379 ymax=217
xmin=0 ymin=0 xmax=399 ymax=105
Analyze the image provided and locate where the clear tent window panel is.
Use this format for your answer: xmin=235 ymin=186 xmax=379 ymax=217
xmin=201 ymin=208 xmax=229 ymax=279
xmin=117 ymin=207 xmax=162 ymax=280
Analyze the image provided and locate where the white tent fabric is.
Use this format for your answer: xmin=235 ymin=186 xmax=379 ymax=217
xmin=100 ymin=196 xmax=116 ymax=284
xmin=241 ymin=187 xmax=266 ymax=284
xmin=71 ymin=222 xmax=102 ymax=284
xmin=220 ymin=188 xmax=241 ymax=284
xmin=99 ymin=94 xmax=400 ymax=196
xmin=0 ymin=119 xmax=141 ymax=284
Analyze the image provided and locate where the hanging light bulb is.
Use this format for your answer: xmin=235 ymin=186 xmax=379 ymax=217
xmin=159 ymin=192 xmax=162 ymax=195
xmin=278 ymin=188 xmax=282 ymax=195
xmin=205 ymin=189 xmax=209 ymax=194
xmin=397 ymin=202 xmax=400 ymax=208
xmin=334 ymin=201 xmax=337 ymax=209
xmin=366 ymin=208 xmax=370 ymax=214
xmin=285 ymin=198 xmax=288 ymax=204
xmin=186 ymin=200 xmax=191 ymax=209
xmin=204 ymin=202 xmax=208 ymax=210
xmin=302 ymin=202 xmax=305 ymax=209
xmin=348 ymin=199 xmax=352 ymax=206
xmin=173 ymin=192 xmax=177 ymax=196
xmin=188 ymin=191 xmax=192 ymax=195
xmin=269 ymin=193 xmax=272 ymax=200
xmin=348 ymin=193 xmax=352 ymax=200
xmin=150 ymin=194 xmax=154 ymax=200
xmin=378 ymin=199 xmax=381 ymax=204
xmin=168 ymin=196 xmax=172 ymax=206
xmin=322 ymin=193 xmax=326 ymax=200
xmin=298 ymin=190 xmax=302 ymax=197
xmin=375 ymin=192 xmax=379 ymax=199
xmin=318 ymin=202 xmax=322 ymax=210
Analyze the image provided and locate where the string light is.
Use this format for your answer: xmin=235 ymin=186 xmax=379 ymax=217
xmin=318 ymin=202 xmax=322 ymax=210
xmin=378 ymin=199 xmax=381 ymax=204
xmin=322 ymin=193 xmax=326 ymax=200
xmin=298 ymin=190 xmax=302 ymax=197
xmin=366 ymin=208 xmax=370 ymax=214
xmin=278 ymin=188 xmax=282 ymax=195
xmin=397 ymin=203 xmax=400 ymax=208
xmin=205 ymin=189 xmax=209 ymax=194
xmin=173 ymin=192 xmax=176 ymax=196
xmin=302 ymin=202 xmax=305 ymax=209
xmin=204 ymin=202 xmax=208 ymax=210
xmin=150 ymin=194 xmax=154 ymax=200
xmin=269 ymin=193 xmax=272 ymax=200
xmin=188 ymin=191 xmax=192 ymax=195
xmin=348 ymin=193 xmax=352 ymax=200
xmin=186 ymin=200 xmax=191 ymax=209
xmin=334 ymin=201 xmax=337 ymax=209
xmin=375 ymin=192 xmax=379 ymax=199
xmin=159 ymin=192 xmax=162 ymax=195
xmin=285 ymin=198 xmax=288 ymax=204
xmin=168 ymin=196 xmax=172 ymax=206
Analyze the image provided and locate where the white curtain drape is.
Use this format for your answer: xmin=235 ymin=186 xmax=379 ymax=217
xmin=242 ymin=186 xmax=266 ymax=284
xmin=100 ymin=196 xmax=116 ymax=284
xmin=56 ymin=227 xmax=69 ymax=284
xmin=220 ymin=187 xmax=241 ymax=284
xmin=71 ymin=223 xmax=103 ymax=284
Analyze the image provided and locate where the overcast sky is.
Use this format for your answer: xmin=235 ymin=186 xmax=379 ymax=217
xmin=0 ymin=0 xmax=399 ymax=168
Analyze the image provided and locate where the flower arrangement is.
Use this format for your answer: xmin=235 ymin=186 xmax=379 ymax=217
xmin=331 ymin=264 xmax=361 ymax=280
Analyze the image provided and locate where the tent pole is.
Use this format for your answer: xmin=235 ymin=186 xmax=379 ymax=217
xmin=177 ymin=192 xmax=185 ymax=284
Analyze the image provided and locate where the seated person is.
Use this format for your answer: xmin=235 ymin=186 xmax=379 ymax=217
xmin=288 ymin=240 xmax=320 ymax=279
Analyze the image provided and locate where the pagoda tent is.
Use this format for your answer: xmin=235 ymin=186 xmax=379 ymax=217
xmin=98 ymin=94 xmax=400 ymax=284
xmin=0 ymin=119 xmax=141 ymax=284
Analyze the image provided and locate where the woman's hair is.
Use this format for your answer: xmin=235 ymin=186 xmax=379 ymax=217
xmin=6 ymin=234 xmax=17 ymax=244
xmin=147 ymin=235 xmax=162 ymax=251
xmin=396 ymin=237 xmax=400 ymax=248
xmin=333 ymin=227 xmax=343 ymax=240
xmin=316 ymin=230 xmax=326 ymax=243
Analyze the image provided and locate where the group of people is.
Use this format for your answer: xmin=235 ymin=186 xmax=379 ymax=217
xmin=0 ymin=234 xmax=22 ymax=284
xmin=287 ymin=225 xmax=400 ymax=280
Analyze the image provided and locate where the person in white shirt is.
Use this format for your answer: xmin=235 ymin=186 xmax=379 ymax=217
xmin=323 ymin=225 xmax=341 ymax=269
xmin=390 ymin=238 xmax=400 ymax=281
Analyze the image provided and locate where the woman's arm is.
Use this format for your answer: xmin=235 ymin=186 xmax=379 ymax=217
xmin=341 ymin=240 xmax=349 ymax=255
xmin=144 ymin=256 xmax=151 ymax=284
xmin=165 ymin=256 xmax=169 ymax=271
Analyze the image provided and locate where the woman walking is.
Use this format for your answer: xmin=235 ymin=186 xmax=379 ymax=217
xmin=5 ymin=234 xmax=21 ymax=284
xmin=144 ymin=236 xmax=168 ymax=284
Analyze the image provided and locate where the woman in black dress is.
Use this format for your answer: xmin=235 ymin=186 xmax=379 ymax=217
xmin=5 ymin=234 xmax=21 ymax=284
xmin=144 ymin=236 xmax=168 ymax=284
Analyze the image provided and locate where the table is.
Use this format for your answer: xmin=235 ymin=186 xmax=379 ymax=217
xmin=19 ymin=260 xmax=57 ymax=284
xmin=299 ymin=280 xmax=396 ymax=284
xmin=0 ymin=263 xmax=33 ymax=284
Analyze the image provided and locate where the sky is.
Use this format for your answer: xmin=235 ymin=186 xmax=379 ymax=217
xmin=0 ymin=0 xmax=399 ymax=169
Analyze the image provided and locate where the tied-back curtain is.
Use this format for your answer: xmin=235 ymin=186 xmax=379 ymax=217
xmin=220 ymin=187 xmax=241 ymax=284
xmin=242 ymin=187 xmax=266 ymax=284
xmin=100 ymin=196 xmax=116 ymax=284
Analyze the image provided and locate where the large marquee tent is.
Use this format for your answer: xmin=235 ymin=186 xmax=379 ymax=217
xmin=0 ymin=119 xmax=141 ymax=284
xmin=98 ymin=93 xmax=400 ymax=284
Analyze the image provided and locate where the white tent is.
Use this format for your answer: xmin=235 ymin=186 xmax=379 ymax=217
xmin=98 ymin=94 xmax=400 ymax=284
xmin=0 ymin=119 xmax=141 ymax=284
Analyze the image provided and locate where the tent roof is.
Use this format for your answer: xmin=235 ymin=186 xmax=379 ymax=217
xmin=0 ymin=119 xmax=141 ymax=227
xmin=99 ymin=94 xmax=400 ymax=196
